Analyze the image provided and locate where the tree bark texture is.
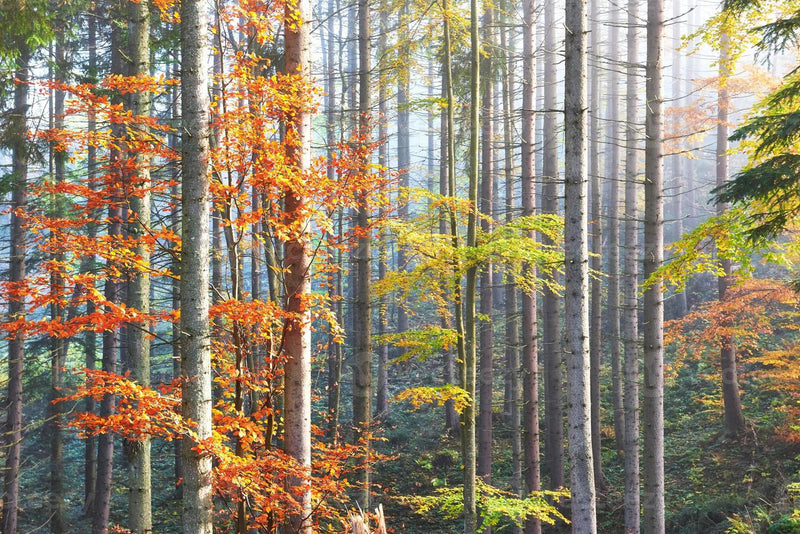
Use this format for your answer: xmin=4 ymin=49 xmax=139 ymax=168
xmin=564 ymin=0 xmax=597 ymax=530
xmin=283 ymin=0 xmax=314 ymax=528
xmin=643 ymin=0 xmax=665 ymax=530
xmin=180 ymin=0 xmax=213 ymax=531
xmin=542 ymin=0 xmax=564 ymax=491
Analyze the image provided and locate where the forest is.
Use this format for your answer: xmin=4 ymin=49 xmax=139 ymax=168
xmin=2 ymin=0 xmax=800 ymax=532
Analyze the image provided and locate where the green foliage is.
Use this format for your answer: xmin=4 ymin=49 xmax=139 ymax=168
xmin=768 ymin=516 xmax=800 ymax=534
xmin=712 ymin=1 xmax=800 ymax=238
xmin=644 ymin=207 xmax=785 ymax=292
xmin=402 ymin=479 xmax=569 ymax=532
xmin=375 ymin=326 xmax=458 ymax=362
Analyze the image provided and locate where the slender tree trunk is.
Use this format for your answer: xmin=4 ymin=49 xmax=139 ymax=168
xmin=352 ymin=0 xmax=373 ymax=509
xmin=441 ymin=62 xmax=460 ymax=435
xmin=564 ymin=0 xmax=597 ymax=530
xmin=462 ymin=0 xmax=481 ymax=528
xmin=671 ymin=0 xmax=688 ymax=317
xmin=587 ymin=0 xmax=607 ymax=492
xmin=396 ymin=3 xmax=410 ymax=341
xmin=180 ymin=0 xmax=213 ymax=532
xmin=93 ymin=19 xmax=125 ymax=532
xmin=478 ymin=3 xmax=495 ymax=492
xmin=542 ymin=0 xmax=564 ymax=491
xmin=124 ymin=2 xmax=153 ymax=531
xmin=48 ymin=35 xmax=68 ymax=534
xmin=642 ymin=0 xmax=665 ymax=529
xmin=716 ymin=29 xmax=746 ymax=438
xmin=83 ymin=6 xmax=99 ymax=513
xmin=2 ymin=41 xmax=29 ymax=534
xmin=325 ymin=0 xmax=344 ymax=442
xmin=623 ymin=0 xmax=641 ymax=530
xmin=521 ymin=0 xmax=541 ymax=532
xmin=501 ymin=24 xmax=523 ymax=526
xmin=283 ymin=0 xmax=313 ymax=527
xmin=604 ymin=0 xmax=625 ymax=457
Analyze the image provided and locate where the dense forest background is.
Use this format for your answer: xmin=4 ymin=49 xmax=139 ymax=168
xmin=2 ymin=0 xmax=800 ymax=532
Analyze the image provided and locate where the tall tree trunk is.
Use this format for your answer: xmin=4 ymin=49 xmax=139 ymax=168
xmin=93 ymin=18 xmax=125 ymax=532
xmin=48 ymin=35 xmax=68 ymax=534
xmin=125 ymin=2 xmax=153 ymax=531
xmin=180 ymin=0 xmax=213 ymax=532
xmin=564 ymin=0 xmax=597 ymax=531
xmin=441 ymin=61 xmax=460 ymax=435
xmin=642 ymin=0 xmax=665 ymax=529
xmin=283 ymin=0 xmax=313 ymax=527
xmin=2 ymin=40 xmax=29 ymax=534
xmin=716 ymin=29 xmax=746 ymax=438
xmin=671 ymin=0 xmax=688 ymax=317
xmin=542 ymin=0 xmax=564 ymax=491
xmin=478 ymin=3 xmax=494 ymax=492
xmin=83 ymin=5 xmax=99 ymax=513
xmin=521 ymin=0 xmax=541 ymax=532
xmin=325 ymin=0 xmax=344 ymax=442
xmin=352 ymin=0 xmax=373 ymax=509
xmin=622 ymin=0 xmax=641 ymax=530
xmin=604 ymin=0 xmax=625 ymax=457
xmin=396 ymin=3 xmax=410 ymax=341
xmin=462 ymin=0 xmax=480 ymax=527
xmin=587 ymin=0 xmax=606 ymax=493
xmin=501 ymin=23 xmax=523 ymax=527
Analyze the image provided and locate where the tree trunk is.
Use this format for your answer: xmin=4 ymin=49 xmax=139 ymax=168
xmin=462 ymin=0 xmax=480 ymax=528
xmin=642 ymin=0 xmax=665 ymax=529
xmin=478 ymin=3 xmax=494 ymax=492
xmin=396 ymin=3 xmax=410 ymax=342
xmin=441 ymin=61 xmax=460 ymax=436
xmin=125 ymin=2 xmax=153 ymax=531
xmin=604 ymin=0 xmax=625 ymax=458
xmin=2 ymin=40 xmax=29 ymax=534
xmin=180 ymin=0 xmax=213 ymax=532
xmin=83 ymin=6 xmax=99 ymax=513
xmin=93 ymin=20 xmax=125 ymax=532
xmin=716 ymin=29 xmax=746 ymax=438
xmin=501 ymin=23 xmax=523 ymax=528
xmin=352 ymin=0 xmax=373 ymax=509
xmin=542 ymin=0 xmax=564 ymax=491
xmin=283 ymin=0 xmax=314 ymax=527
xmin=587 ymin=0 xmax=606 ymax=493
xmin=325 ymin=0 xmax=344 ymax=442
xmin=48 ymin=35 xmax=68 ymax=534
xmin=521 ymin=0 xmax=541 ymax=531
xmin=623 ymin=0 xmax=641 ymax=530
xmin=564 ymin=0 xmax=597 ymax=531
xmin=671 ymin=0 xmax=688 ymax=317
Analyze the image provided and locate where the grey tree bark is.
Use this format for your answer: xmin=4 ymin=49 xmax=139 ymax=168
xmin=179 ymin=0 xmax=213 ymax=532
xmin=542 ymin=0 xmax=564 ymax=491
xmin=501 ymin=22 xmax=523 ymax=528
xmin=478 ymin=3 xmax=495 ymax=492
xmin=622 ymin=0 xmax=641 ymax=530
xmin=604 ymin=0 xmax=625 ymax=457
xmin=564 ymin=0 xmax=597 ymax=530
xmin=642 ymin=0 xmax=665 ymax=529
xmin=125 ymin=2 xmax=153 ymax=531
xmin=352 ymin=0 xmax=373 ymax=508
